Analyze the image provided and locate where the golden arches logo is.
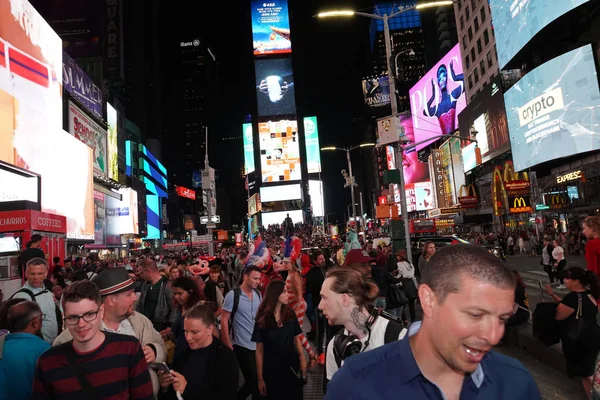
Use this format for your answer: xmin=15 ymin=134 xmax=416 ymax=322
xmin=513 ymin=197 xmax=527 ymax=208
xmin=503 ymin=161 xmax=529 ymax=182
xmin=492 ymin=167 xmax=508 ymax=216
xmin=459 ymin=184 xmax=477 ymax=198
xmin=551 ymin=194 xmax=565 ymax=205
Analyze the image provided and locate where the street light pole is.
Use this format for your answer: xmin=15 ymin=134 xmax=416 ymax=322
xmin=346 ymin=149 xmax=357 ymax=222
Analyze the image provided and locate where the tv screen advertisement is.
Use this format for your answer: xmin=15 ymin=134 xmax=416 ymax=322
xmin=85 ymin=190 xmax=106 ymax=249
xmin=63 ymin=51 xmax=102 ymax=120
xmin=105 ymin=188 xmax=139 ymax=245
xmin=251 ymin=0 xmax=291 ymax=56
xmin=490 ymin=0 xmax=591 ymax=69
xmin=259 ymin=119 xmax=301 ymax=182
xmin=303 ymin=116 xmax=322 ymax=173
xmin=308 ymin=180 xmax=324 ymax=217
xmin=68 ymin=101 xmax=107 ymax=178
xmin=504 ymin=44 xmax=600 ymax=171
xmin=255 ymin=58 xmax=296 ymax=117
xmin=409 ymin=44 xmax=466 ymax=151
xmin=362 ymin=75 xmax=391 ymax=108
xmin=458 ymin=75 xmax=510 ymax=163
xmin=107 ymin=102 xmax=119 ymax=180
xmin=242 ymin=123 xmax=256 ymax=174
xmin=462 ymin=142 xmax=477 ymax=172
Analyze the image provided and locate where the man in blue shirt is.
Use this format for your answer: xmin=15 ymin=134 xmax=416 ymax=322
xmin=0 ymin=300 xmax=50 ymax=400
xmin=326 ymin=244 xmax=541 ymax=400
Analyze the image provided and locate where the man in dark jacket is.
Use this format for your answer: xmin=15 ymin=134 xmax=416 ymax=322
xmin=20 ymin=234 xmax=44 ymax=273
xmin=306 ymin=250 xmax=328 ymax=355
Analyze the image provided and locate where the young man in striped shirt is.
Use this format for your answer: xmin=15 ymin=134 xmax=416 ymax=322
xmin=33 ymin=280 xmax=153 ymax=399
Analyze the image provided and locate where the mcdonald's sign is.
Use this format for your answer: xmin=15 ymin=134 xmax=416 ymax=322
xmin=458 ymin=184 xmax=478 ymax=209
xmin=508 ymin=196 xmax=532 ymax=213
xmin=550 ymin=193 xmax=566 ymax=209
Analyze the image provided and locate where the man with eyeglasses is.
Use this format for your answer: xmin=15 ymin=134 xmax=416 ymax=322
xmin=33 ymin=280 xmax=154 ymax=399
xmin=0 ymin=300 xmax=49 ymax=400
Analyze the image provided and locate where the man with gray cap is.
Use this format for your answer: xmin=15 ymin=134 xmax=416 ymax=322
xmin=53 ymin=267 xmax=166 ymax=395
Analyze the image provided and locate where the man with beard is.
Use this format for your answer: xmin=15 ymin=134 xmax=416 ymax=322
xmin=53 ymin=268 xmax=166 ymax=395
xmin=34 ymin=280 xmax=153 ymax=399
xmin=325 ymin=245 xmax=541 ymax=400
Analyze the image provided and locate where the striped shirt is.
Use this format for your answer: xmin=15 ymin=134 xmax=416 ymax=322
xmin=32 ymin=332 xmax=153 ymax=400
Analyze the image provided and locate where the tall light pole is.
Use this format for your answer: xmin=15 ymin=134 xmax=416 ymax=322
xmin=322 ymin=143 xmax=375 ymax=225
xmin=318 ymin=1 xmax=453 ymax=261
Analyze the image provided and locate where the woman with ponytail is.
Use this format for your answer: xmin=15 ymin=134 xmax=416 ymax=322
xmin=545 ymin=267 xmax=600 ymax=396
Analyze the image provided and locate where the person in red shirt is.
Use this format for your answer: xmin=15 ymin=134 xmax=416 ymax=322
xmin=583 ymin=216 xmax=600 ymax=276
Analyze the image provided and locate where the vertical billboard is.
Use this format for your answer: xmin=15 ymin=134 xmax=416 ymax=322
xmin=105 ymin=188 xmax=139 ymax=246
xmin=259 ymin=119 xmax=301 ymax=182
xmin=255 ymin=58 xmax=296 ymax=117
xmin=458 ymin=75 xmax=510 ymax=164
xmin=242 ymin=123 xmax=256 ymax=174
xmin=308 ymin=179 xmax=324 ymax=217
xmin=362 ymin=75 xmax=391 ymax=108
xmin=68 ymin=101 xmax=107 ymax=178
xmin=63 ymin=51 xmax=103 ymax=120
xmin=303 ymin=116 xmax=321 ymax=173
xmin=0 ymin=0 xmax=94 ymax=240
xmin=85 ymin=190 xmax=106 ymax=249
xmin=409 ymin=44 xmax=466 ymax=151
xmin=107 ymin=102 xmax=119 ymax=180
xmin=490 ymin=0 xmax=591 ymax=69
xmin=251 ymin=0 xmax=292 ymax=56
xmin=146 ymin=194 xmax=160 ymax=240
xmin=504 ymin=44 xmax=600 ymax=171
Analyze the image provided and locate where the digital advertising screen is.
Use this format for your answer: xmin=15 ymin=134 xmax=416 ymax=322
xmin=255 ymin=58 xmax=296 ymax=117
xmin=261 ymin=209 xmax=303 ymax=227
xmin=414 ymin=181 xmax=434 ymax=211
xmin=308 ymin=180 xmax=324 ymax=217
xmin=242 ymin=123 xmax=256 ymax=174
xmin=63 ymin=51 xmax=103 ymax=120
xmin=490 ymin=0 xmax=591 ymax=69
xmin=105 ymin=188 xmax=139 ymax=245
xmin=251 ymin=0 xmax=292 ymax=56
xmin=258 ymin=119 xmax=301 ymax=182
xmin=462 ymin=142 xmax=478 ymax=172
xmin=68 ymin=101 xmax=107 ymax=178
xmin=409 ymin=44 xmax=466 ymax=151
xmin=504 ymin=44 xmax=600 ymax=171
xmin=303 ymin=116 xmax=322 ymax=173
xmin=362 ymin=75 xmax=391 ymax=108
xmin=107 ymin=102 xmax=119 ymax=181
xmin=458 ymin=75 xmax=510 ymax=164
xmin=85 ymin=190 xmax=106 ymax=249
xmin=145 ymin=194 xmax=160 ymax=240
xmin=260 ymin=183 xmax=301 ymax=202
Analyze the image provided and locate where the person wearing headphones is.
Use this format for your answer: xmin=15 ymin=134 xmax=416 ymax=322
xmin=319 ymin=268 xmax=407 ymax=384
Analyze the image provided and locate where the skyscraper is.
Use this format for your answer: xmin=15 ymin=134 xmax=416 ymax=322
xmin=454 ymin=0 xmax=498 ymax=101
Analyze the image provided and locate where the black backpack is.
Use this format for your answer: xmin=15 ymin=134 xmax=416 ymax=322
xmin=229 ymin=287 xmax=261 ymax=340
xmin=10 ymin=288 xmax=63 ymax=335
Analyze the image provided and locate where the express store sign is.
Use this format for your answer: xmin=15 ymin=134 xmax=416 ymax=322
xmin=0 ymin=210 xmax=67 ymax=234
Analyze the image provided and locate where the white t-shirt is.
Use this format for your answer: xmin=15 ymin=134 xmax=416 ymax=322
xmin=552 ymin=246 xmax=564 ymax=262
xmin=326 ymin=317 xmax=407 ymax=380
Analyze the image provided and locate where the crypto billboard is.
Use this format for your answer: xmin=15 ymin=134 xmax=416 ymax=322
xmin=504 ymin=45 xmax=600 ymax=171
xmin=251 ymin=0 xmax=292 ymax=56
xmin=409 ymin=44 xmax=466 ymax=151
xmin=258 ymin=119 xmax=301 ymax=182
xmin=255 ymin=58 xmax=296 ymax=117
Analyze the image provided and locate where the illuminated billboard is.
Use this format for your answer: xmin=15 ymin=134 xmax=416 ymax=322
xmin=409 ymin=44 xmax=466 ymax=151
xmin=490 ymin=0 xmax=591 ymax=69
xmin=146 ymin=194 xmax=160 ymax=240
xmin=258 ymin=119 xmax=301 ymax=182
xmin=255 ymin=58 xmax=296 ymax=117
xmin=504 ymin=44 xmax=600 ymax=171
xmin=105 ymin=188 xmax=139 ymax=246
xmin=107 ymin=102 xmax=119 ymax=180
xmin=251 ymin=0 xmax=291 ymax=56
xmin=242 ymin=123 xmax=256 ymax=174
xmin=85 ymin=190 xmax=106 ymax=249
xmin=68 ymin=101 xmax=107 ymax=178
xmin=308 ymin=180 xmax=324 ymax=217
xmin=63 ymin=51 xmax=103 ymax=120
xmin=260 ymin=183 xmax=301 ymax=202
xmin=262 ymin=210 xmax=303 ymax=226
xmin=303 ymin=116 xmax=321 ymax=173
xmin=176 ymin=185 xmax=196 ymax=200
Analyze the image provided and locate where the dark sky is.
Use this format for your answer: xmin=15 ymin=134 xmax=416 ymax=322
xmin=187 ymin=0 xmax=376 ymax=224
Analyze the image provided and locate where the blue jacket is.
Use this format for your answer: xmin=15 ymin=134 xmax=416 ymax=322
xmin=0 ymin=332 xmax=50 ymax=400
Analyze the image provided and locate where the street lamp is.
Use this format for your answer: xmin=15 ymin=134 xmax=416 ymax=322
xmin=322 ymin=143 xmax=375 ymax=225
xmin=318 ymin=1 xmax=453 ymax=262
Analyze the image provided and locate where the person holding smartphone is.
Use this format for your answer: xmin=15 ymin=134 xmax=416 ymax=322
xmin=157 ymin=304 xmax=238 ymax=400
xmin=253 ymin=280 xmax=307 ymax=400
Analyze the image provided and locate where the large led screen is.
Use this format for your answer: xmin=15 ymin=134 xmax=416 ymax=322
xmin=260 ymin=183 xmax=301 ymax=202
xmin=303 ymin=116 xmax=321 ymax=173
xmin=0 ymin=1 xmax=94 ymax=240
xmin=504 ymin=45 xmax=600 ymax=171
xmin=107 ymin=102 xmax=119 ymax=180
xmin=490 ymin=0 xmax=591 ymax=69
xmin=308 ymin=180 xmax=324 ymax=217
xmin=85 ymin=190 xmax=106 ymax=249
xmin=251 ymin=0 xmax=291 ymax=56
xmin=262 ymin=210 xmax=303 ymax=227
xmin=255 ymin=58 xmax=296 ymax=117
xmin=242 ymin=123 xmax=255 ymax=174
xmin=259 ymin=119 xmax=301 ymax=182
xmin=105 ymin=188 xmax=139 ymax=245
xmin=68 ymin=101 xmax=107 ymax=178
xmin=458 ymin=75 xmax=510 ymax=164
xmin=409 ymin=44 xmax=466 ymax=151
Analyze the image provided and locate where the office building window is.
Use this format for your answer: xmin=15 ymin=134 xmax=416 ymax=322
xmin=468 ymin=27 xmax=473 ymax=41
xmin=460 ymin=16 xmax=465 ymax=31
xmin=480 ymin=6 xmax=486 ymax=22
xmin=463 ymin=35 xmax=468 ymax=49
xmin=471 ymin=47 xmax=476 ymax=62
xmin=480 ymin=60 xmax=485 ymax=75
xmin=477 ymin=39 xmax=482 ymax=54
xmin=458 ymin=0 xmax=462 ymax=10
xmin=465 ymin=54 xmax=470 ymax=69
xmin=468 ymin=75 xmax=473 ymax=90
xmin=474 ymin=17 xmax=479 ymax=32
xmin=486 ymin=51 xmax=493 ymax=68
xmin=471 ymin=0 xmax=476 ymax=10
xmin=474 ymin=67 xmax=479 ymax=83
xmin=483 ymin=28 xmax=490 ymax=45
xmin=465 ymin=5 xmax=470 ymax=19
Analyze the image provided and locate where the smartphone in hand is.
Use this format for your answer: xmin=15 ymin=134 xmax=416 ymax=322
xmin=149 ymin=362 xmax=171 ymax=375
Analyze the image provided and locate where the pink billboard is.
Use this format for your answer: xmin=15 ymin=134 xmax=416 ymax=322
xmin=409 ymin=43 xmax=466 ymax=151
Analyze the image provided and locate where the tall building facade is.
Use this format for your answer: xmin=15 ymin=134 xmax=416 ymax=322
xmin=453 ymin=0 xmax=499 ymax=101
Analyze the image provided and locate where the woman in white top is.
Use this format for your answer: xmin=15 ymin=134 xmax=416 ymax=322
xmin=396 ymin=250 xmax=419 ymax=324
xmin=552 ymin=239 xmax=567 ymax=289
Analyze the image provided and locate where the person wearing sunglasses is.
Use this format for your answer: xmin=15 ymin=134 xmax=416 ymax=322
xmin=33 ymin=280 xmax=154 ymax=399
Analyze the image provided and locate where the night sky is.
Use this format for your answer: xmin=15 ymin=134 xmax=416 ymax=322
xmin=186 ymin=0 xmax=375 ymax=225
